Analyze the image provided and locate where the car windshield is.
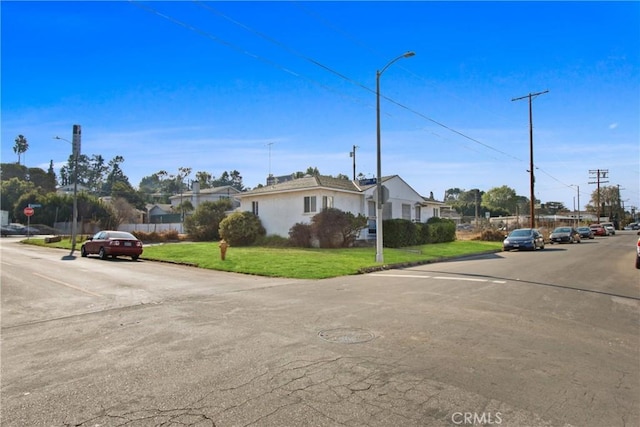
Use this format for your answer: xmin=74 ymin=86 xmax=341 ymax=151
xmin=577 ymin=227 xmax=589 ymax=231
xmin=554 ymin=227 xmax=571 ymax=233
xmin=509 ymin=229 xmax=532 ymax=237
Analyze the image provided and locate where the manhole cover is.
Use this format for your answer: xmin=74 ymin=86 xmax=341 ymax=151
xmin=318 ymin=327 xmax=375 ymax=344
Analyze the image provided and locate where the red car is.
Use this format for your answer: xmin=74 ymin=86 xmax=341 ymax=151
xmin=81 ymin=230 xmax=143 ymax=260
xmin=589 ymin=224 xmax=607 ymax=236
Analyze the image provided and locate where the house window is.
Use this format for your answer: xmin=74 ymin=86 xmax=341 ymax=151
xmin=322 ymin=196 xmax=334 ymax=210
xmin=304 ymin=196 xmax=317 ymax=213
xmin=433 ymin=207 xmax=440 ymax=218
xmin=252 ymin=201 xmax=259 ymax=216
xmin=368 ymin=201 xmax=376 ymax=217
xmin=415 ymin=206 xmax=421 ymax=222
xmin=402 ymin=204 xmax=411 ymax=220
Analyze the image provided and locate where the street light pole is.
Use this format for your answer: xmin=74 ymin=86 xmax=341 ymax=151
xmin=571 ymin=184 xmax=580 ymax=225
xmin=55 ymin=124 xmax=81 ymax=254
xmin=376 ymin=51 xmax=415 ymax=263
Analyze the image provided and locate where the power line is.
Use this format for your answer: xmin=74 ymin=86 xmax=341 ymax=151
xmin=131 ymin=1 xmax=575 ymax=198
xmin=189 ymin=1 xmax=523 ymax=161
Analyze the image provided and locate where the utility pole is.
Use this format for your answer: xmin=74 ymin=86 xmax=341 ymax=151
xmin=349 ymin=145 xmax=359 ymax=180
xmin=512 ymin=90 xmax=549 ymax=229
xmin=589 ymin=169 xmax=609 ymax=221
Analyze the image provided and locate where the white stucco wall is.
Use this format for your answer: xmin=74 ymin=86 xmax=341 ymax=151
xmin=240 ymin=189 xmax=363 ymax=238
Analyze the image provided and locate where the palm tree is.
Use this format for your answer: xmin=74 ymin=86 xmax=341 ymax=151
xmin=13 ymin=135 xmax=29 ymax=165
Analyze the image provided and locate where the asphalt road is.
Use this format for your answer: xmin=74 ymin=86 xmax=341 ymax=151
xmin=1 ymin=232 xmax=638 ymax=427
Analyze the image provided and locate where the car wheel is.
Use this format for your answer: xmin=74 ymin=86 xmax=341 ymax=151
xmin=98 ymin=247 xmax=107 ymax=260
xmin=132 ymin=255 xmax=139 ymax=261
xmin=81 ymin=246 xmax=88 ymax=257
xmin=636 ymin=256 xmax=640 ymax=269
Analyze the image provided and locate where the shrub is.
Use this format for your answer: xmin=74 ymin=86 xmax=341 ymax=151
xmin=476 ymin=228 xmax=506 ymax=242
xmin=415 ymin=222 xmax=430 ymax=245
xmin=425 ymin=217 xmax=456 ymax=243
xmin=184 ymin=200 xmax=231 ymax=241
xmin=289 ymin=222 xmax=313 ymax=247
xmin=219 ymin=211 xmax=265 ymax=246
xmin=130 ymin=230 xmax=180 ymax=243
xmin=310 ymin=208 xmax=367 ymax=248
xmin=163 ymin=229 xmax=180 ymax=241
xmin=383 ymin=219 xmax=417 ymax=248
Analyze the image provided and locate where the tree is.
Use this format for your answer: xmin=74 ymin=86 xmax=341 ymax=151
xmin=102 ymin=156 xmax=130 ymax=195
xmin=587 ymin=185 xmax=622 ymax=222
xmin=195 ymin=171 xmax=213 ymax=189
xmin=27 ymin=167 xmax=57 ymax=193
xmin=13 ymin=135 xmax=28 ymax=165
xmin=0 ymin=162 xmax=29 ymax=181
xmin=110 ymin=197 xmax=137 ymax=227
xmin=1 ymin=178 xmax=38 ymax=217
xmin=292 ymin=167 xmax=321 ymax=179
xmin=444 ymin=188 xmax=464 ymax=202
xmin=482 ymin=186 xmax=519 ymax=216
xmin=59 ymin=154 xmax=126 ymax=195
xmin=444 ymin=188 xmax=485 ymax=217
xmin=111 ymin=181 xmax=145 ymax=210
xmin=184 ymin=199 xmax=232 ymax=241
xmin=138 ymin=171 xmax=170 ymax=201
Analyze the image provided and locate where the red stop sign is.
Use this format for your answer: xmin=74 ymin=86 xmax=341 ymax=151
xmin=24 ymin=207 xmax=34 ymax=217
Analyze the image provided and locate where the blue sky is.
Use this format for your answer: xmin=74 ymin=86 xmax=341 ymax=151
xmin=2 ymin=1 xmax=639 ymax=212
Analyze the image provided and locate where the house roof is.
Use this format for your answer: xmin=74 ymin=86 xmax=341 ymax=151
xmin=238 ymin=175 xmax=362 ymax=196
xmin=168 ymin=185 xmax=240 ymax=200
xmin=238 ymin=174 xmax=446 ymax=206
xmin=146 ymin=203 xmax=173 ymax=213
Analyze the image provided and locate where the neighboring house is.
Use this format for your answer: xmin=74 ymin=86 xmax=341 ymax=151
xmin=236 ymin=174 xmax=444 ymax=240
xmin=168 ymin=182 xmax=241 ymax=210
xmin=146 ymin=203 xmax=179 ymax=224
xmin=56 ymin=183 xmax=89 ymax=195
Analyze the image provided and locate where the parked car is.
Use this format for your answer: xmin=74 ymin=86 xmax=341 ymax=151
xmin=502 ymin=228 xmax=545 ymax=251
xmin=576 ymin=226 xmax=594 ymax=239
xmin=600 ymin=222 xmax=616 ymax=235
xmin=81 ymin=230 xmax=143 ymax=260
xmin=1 ymin=225 xmax=19 ymax=237
xmin=636 ymin=231 xmax=640 ymax=269
xmin=589 ymin=224 xmax=607 ymax=237
xmin=549 ymin=227 xmax=581 ymax=244
xmin=623 ymin=222 xmax=640 ymax=230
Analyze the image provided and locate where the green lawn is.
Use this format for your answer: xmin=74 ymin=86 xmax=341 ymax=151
xmin=25 ymin=237 xmax=502 ymax=279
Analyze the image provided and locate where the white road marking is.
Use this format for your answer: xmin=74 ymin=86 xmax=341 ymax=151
xmin=370 ymin=273 xmax=506 ymax=284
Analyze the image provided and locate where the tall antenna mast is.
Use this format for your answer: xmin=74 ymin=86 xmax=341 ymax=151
xmin=267 ymin=142 xmax=274 ymax=177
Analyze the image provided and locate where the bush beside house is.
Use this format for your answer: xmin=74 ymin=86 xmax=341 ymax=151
xmin=383 ymin=217 xmax=456 ymax=248
xmin=219 ymin=211 xmax=265 ymax=246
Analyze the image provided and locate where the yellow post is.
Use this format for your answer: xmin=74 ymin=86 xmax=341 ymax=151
xmin=219 ymin=239 xmax=229 ymax=261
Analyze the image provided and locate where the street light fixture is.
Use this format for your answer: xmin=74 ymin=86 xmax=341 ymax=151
xmin=376 ymin=51 xmax=415 ymax=263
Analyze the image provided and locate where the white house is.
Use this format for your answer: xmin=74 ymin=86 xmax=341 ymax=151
xmin=168 ymin=182 xmax=241 ymax=210
xmin=236 ymin=175 xmax=444 ymax=240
